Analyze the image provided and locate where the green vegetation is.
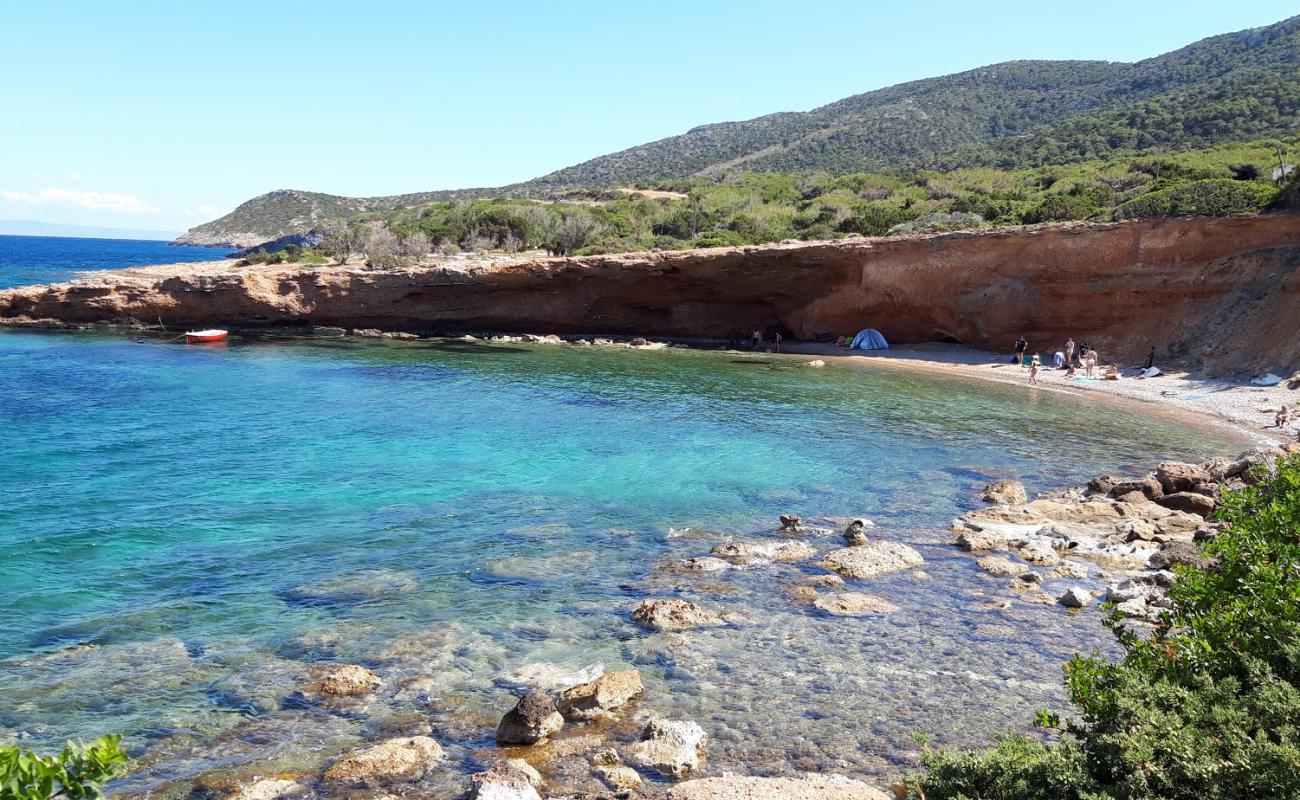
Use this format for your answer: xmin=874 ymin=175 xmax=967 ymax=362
xmin=914 ymin=452 xmax=1300 ymax=800
xmin=0 ymin=736 xmax=127 ymax=800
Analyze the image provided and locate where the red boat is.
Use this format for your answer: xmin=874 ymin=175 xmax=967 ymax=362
xmin=185 ymin=329 xmax=229 ymax=344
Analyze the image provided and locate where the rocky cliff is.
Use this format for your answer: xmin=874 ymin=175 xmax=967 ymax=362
xmin=7 ymin=215 xmax=1300 ymax=376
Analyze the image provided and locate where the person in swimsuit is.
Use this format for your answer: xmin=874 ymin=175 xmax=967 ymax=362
xmin=1014 ymin=336 xmax=1028 ymax=366
xmin=1029 ymin=353 xmax=1041 ymax=385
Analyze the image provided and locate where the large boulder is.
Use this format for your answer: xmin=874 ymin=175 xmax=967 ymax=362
xmin=1107 ymin=475 xmax=1164 ymax=500
xmin=631 ymin=598 xmax=723 ymax=632
xmin=1156 ymin=462 xmax=1212 ymax=495
xmin=1155 ymin=491 xmax=1217 ymax=517
xmin=323 ymin=736 xmax=443 ymax=784
xmin=223 ymin=778 xmax=312 ymax=800
xmin=557 ymin=669 xmax=644 ymax=721
xmin=812 ymin=592 xmax=899 ymax=616
xmin=496 ymin=691 xmax=564 ymax=744
xmin=982 ymin=480 xmax=1028 ymax=505
xmin=626 ymin=719 xmax=708 ymax=779
xmin=669 ymin=774 xmax=891 ymax=800
xmin=471 ymin=760 xmax=543 ymax=800
xmin=1149 ymin=542 xmax=1214 ymax=571
xmin=301 ymin=664 xmax=381 ymax=698
xmin=1058 ymin=587 xmax=1093 ymax=608
xmin=818 ymin=541 xmax=924 ymax=579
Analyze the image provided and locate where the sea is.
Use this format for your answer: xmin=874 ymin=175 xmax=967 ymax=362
xmin=0 ymin=323 xmax=1245 ymax=796
xmin=0 ymin=234 xmax=234 ymax=289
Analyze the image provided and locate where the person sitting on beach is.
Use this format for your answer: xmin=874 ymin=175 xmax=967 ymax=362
xmin=1277 ymin=404 xmax=1292 ymax=429
xmin=1014 ymin=335 xmax=1028 ymax=366
xmin=1029 ymin=353 xmax=1041 ymax=385
xmin=1104 ymin=364 xmax=1119 ymax=380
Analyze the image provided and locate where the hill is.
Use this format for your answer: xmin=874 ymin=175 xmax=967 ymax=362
xmin=178 ymin=15 xmax=1300 ymax=248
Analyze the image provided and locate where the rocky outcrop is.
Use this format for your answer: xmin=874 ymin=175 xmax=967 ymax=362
xmin=557 ymin=669 xmax=644 ymax=721
xmin=626 ymin=718 xmax=708 ymax=779
xmin=818 ymin=541 xmax=924 ymax=579
xmin=982 ymin=480 xmax=1028 ymax=505
xmin=10 ymin=214 xmax=1300 ymax=376
xmin=322 ymin=736 xmax=443 ymax=784
xmin=812 ymin=592 xmax=900 ymax=616
xmin=632 ymin=598 xmax=724 ymax=631
xmin=496 ymin=691 xmax=564 ymax=744
xmin=470 ymin=759 xmax=544 ymax=800
xmin=300 ymin=664 xmax=381 ymax=698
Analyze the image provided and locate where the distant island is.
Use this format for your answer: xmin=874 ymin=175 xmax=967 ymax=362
xmin=1 ymin=219 xmax=181 ymax=241
xmin=177 ymin=15 xmax=1300 ymax=250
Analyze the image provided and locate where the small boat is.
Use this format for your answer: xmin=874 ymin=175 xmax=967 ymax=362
xmin=185 ymin=329 xmax=229 ymax=344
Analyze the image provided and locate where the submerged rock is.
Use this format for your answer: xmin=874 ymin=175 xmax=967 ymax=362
xmin=285 ymin=569 xmax=419 ymax=606
xmin=711 ymin=539 xmax=818 ymax=563
xmin=982 ymin=480 xmax=1027 ymax=505
xmin=557 ymin=669 xmax=644 ymax=721
xmin=678 ymin=556 xmax=732 ymax=573
xmin=631 ymin=598 xmax=723 ymax=632
xmin=818 ymin=541 xmax=924 ymax=579
xmin=301 ymin=664 xmax=381 ymax=698
xmin=626 ymin=718 xmax=708 ymax=779
xmin=496 ymin=691 xmax=564 ymax=745
xmin=976 ymin=556 xmax=1029 ymax=578
xmin=812 ymin=592 xmax=899 ymax=616
xmin=669 ymin=774 xmax=891 ymax=800
xmin=323 ymin=736 xmax=443 ymax=784
xmin=496 ymin=662 xmax=605 ymax=693
xmin=207 ymin=777 xmax=312 ymax=800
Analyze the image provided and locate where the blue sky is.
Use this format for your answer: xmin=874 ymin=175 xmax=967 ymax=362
xmin=2 ymin=1 xmax=1294 ymax=233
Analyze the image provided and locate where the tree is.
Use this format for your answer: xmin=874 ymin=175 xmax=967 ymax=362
xmin=0 ymin=735 xmax=128 ymax=799
xmin=547 ymin=212 xmax=601 ymax=256
xmin=318 ymin=220 xmax=361 ymax=265
xmin=401 ymin=231 xmax=431 ymax=262
xmin=362 ymin=228 xmax=402 ymax=269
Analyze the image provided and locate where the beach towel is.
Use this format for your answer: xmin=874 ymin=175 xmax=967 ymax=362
xmin=1138 ymin=367 xmax=1161 ymax=378
xmin=1251 ymin=373 xmax=1282 ymax=387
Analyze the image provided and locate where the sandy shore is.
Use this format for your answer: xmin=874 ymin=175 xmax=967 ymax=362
xmin=784 ymin=342 xmax=1298 ymax=447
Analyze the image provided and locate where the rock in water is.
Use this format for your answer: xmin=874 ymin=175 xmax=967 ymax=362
xmin=557 ymin=669 xmax=645 ymax=720
xmin=496 ymin=691 xmax=564 ymax=744
xmin=1058 ymin=587 xmax=1094 ymax=608
xmin=631 ymin=598 xmax=723 ymax=631
xmin=976 ymin=556 xmax=1029 ymax=577
xmin=842 ymin=518 xmax=873 ymax=545
xmin=323 ymin=736 xmax=443 ymax=784
xmin=982 ymin=480 xmax=1028 ymax=505
xmin=819 ymin=541 xmax=924 ymax=579
xmin=813 ymin=592 xmax=899 ymax=616
xmin=225 ymin=778 xmax=311 ymax=800
xmin=627 ymin=718 xmax=708 ymax=779
xmin=779 ymin=514 xmax=801 ymax=530
xmin=669 ymin=774 xmax=892 ymax=800
xmin=471 ymin=760 xmax=543 ymax=800
xmin=301 ymin=663 xmax=381 ymax=698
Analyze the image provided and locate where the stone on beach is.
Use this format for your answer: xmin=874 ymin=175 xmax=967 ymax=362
xmin=1058 ymin=587 xmax=1094 ymax=608
xmin=471 ymin=759 xmax=543 ymax=800
xmin=632 ymin=598 xmax=724 ymax=631
xmin=982 ymin=480 xmax=1028 ymax=505
xmin=813 ymin=592 xmax=900 ymax=616
xmin=557 ymin=668 xmax=645 ymax=721
xmin=301 ymin=664 xmax=381 ymax=698
xmin=626 ymin=718 xmax=708 ymax=779
xmin=818 ymin=541 xmax=924 ymax=579
xmin=496 ymin=691 xmax=564 ymax=744
xmin=323 ymin=736 xmax=443 ymax=783
xmin=669 ymin=774 xmax=892 ymax=800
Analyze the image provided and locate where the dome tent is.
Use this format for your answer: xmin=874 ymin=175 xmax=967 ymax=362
xmin=849 ymin=328 xmax=889 ymax=350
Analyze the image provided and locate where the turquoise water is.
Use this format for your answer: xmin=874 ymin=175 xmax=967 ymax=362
xmin=0 ymin=234 xmax=233 ymax=288
xmin=0 ymin=331 xmax=1242 ymax=794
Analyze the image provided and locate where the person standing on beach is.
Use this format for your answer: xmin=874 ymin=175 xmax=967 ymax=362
xmin=774 ymin=331 xmax=782 ymax=353
xmin=1065 ymin=338 xmax=1075 ymax=369
xmin=752 ymin=328 xmax=762 ymax=350
xmin=1014 ymin=335 xmax=1028 ymax=366
xmin=1145 ymin=347 xmax=1156 ymax=370
xmin=1086 ymin=350 xmax=1098 ymax=378
xmin=1029 ymin=353 xmax=1041 ymax=384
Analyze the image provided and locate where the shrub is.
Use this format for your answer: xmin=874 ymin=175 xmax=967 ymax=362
xmin=1115 ymin=179 xmax=1279 ymax=219
xmin=0 ymin=735 xmax=128 ymax=799
xmin=915 ymin=452 xmax=1300 ymax=800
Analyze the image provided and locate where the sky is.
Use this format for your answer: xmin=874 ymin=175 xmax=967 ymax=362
xmin=1 ymin=1 xmax=1295 ymax=233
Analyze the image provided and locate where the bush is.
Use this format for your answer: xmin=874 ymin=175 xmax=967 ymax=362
xmin=1115 ymin=179 xmax=1279 ymax=219
xmin=916 ymin=452 xmax=1300 ymax=800
xmin=0 ymin=735 xmax=127 ymax=799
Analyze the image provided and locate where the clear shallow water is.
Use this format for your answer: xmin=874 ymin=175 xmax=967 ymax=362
xmin=0 ymin=234 xmax=233 ymax=288
xmin=0 ymin=332 xmax=1242 ymax=795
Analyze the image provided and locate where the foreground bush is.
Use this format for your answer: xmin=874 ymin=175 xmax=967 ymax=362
xmin=917 ymin=452 xmax=1300 ymax=800
xmin=1114 ymin=179 xmax=1279 ymax=219
xmin=0 ymin=736 xmax=127 ymax=799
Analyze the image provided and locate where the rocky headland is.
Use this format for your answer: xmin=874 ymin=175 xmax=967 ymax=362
xmin=4 ymin=214 xmax=1300 ymax=377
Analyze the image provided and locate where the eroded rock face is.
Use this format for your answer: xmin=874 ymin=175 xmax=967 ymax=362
xmin=626 ymin=718 xmax=708 ymax=779
xmin=323 ymin=736 xmax=443 ymax=784
xmin=819 ymin=541 xmax=924 ymax=579
xmin=631 ymin=598 xmax=724 ymax=632
xmin=669 ymin=773 xmax=892 ymax=800
xmin=557 ymin=669 xmax=644 ymax=721
xmin=496 ymin=691 xmax=564 ymax=744
xmin=9 ymin=215 xmax=1300 ymax=376
xmin=1156 ymin=462 xmax=1213 ymax=495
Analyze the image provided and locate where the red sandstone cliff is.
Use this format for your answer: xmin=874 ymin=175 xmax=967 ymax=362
xmin=2 ymin=215 xmax=1298 ymax=376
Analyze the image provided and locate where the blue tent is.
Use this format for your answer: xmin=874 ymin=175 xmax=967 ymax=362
xmin=849 ymin=328 xmax=890 ymax=350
